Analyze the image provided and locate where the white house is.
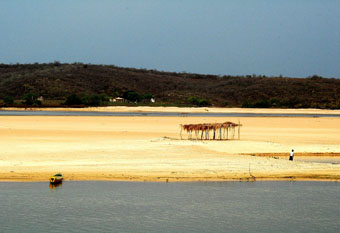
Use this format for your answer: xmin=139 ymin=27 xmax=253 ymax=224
xmin=110 ymin=97 xmax=125 ymax=103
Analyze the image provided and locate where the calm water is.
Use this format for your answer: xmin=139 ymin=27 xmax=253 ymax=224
xmin=0 ymin=181 xmax=339 ymax=233
xmin=1 ymin=110 xmax=340 ymax=117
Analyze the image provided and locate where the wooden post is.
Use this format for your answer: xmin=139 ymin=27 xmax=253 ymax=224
xmin=180 ymin=125 xmax=183 ymax=140
xmin=238 ymin=120 xmax=241 ymax=140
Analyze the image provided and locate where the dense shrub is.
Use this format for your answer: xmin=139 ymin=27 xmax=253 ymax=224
xmin=87 ymin=95 xmax=101 ymax=106
xmin=23 ymin=93 xmax=41 ymax=106
xmin=187 ymin=96 xmax=210 ymax=106
xmin=143 ymin=93 xmax=153 ymax=100
xmin=242 ymin=97 xmax=309 ymax=108
xmin=122 ymin=91 xmax=142 ymax=102
xmin=64 ymin=94 xmax=83 ymax=105
xmin=4 ymin=96 xmax=14 ymax=105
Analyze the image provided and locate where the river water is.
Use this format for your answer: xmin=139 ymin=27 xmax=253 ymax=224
xmin=0 ymin=181 xmax=339 ymax=233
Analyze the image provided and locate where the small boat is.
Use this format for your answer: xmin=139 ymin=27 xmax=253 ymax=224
xmin=49 ymin=173 xmax=64 ymax=184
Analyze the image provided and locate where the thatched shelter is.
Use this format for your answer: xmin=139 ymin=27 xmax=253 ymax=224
xmin=180 ymin=121 xmax=242 ymax=140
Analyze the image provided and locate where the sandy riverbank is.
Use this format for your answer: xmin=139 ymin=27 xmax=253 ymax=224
xmin=0 ymin=111 xmax=340 ymax=182
xmin=3 ymin=106 xmax=340 ymax=115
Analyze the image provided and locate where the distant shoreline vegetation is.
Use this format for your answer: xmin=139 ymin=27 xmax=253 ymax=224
xmin=0 ymin=63 xmax=339 ymax=109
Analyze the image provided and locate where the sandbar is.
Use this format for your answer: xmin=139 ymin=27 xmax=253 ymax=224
xmin=0 ymin=107 xmax=339 ymax=182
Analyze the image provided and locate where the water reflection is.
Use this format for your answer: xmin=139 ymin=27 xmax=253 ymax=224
xmin=49 ymin=183 xmax=62 ymax=189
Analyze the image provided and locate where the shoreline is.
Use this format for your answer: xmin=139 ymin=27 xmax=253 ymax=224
xmin=1 ymin=154 xmax=339 ymax=182
xmin=251 ymin=152 xmax=340 ymax=157
xmin=2 ymin=106 xmax=340 ymax=115
xmin=1 ymin=174 xmax=339 ymax=183
xmin=1 ymin=179 xmax=339 ymax=183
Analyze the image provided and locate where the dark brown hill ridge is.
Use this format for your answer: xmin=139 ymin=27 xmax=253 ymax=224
xmin=0 ymin=63 xmax=339 ymax=108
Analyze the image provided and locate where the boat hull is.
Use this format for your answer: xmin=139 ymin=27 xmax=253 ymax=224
xmin=49 ymin=175 xmax=63 ymax=184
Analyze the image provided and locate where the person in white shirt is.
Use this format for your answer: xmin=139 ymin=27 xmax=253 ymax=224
xmin=289 ymin=149 xmax=294 ymax=161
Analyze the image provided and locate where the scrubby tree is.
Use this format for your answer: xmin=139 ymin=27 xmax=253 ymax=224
xmin=23 ymin=93 xmax=41 ymax=105
xmin=123 ymin=91 xmax=141 ymax=102
xmin=99 ymin=94 xmax=110 ymax=103
xmin=87 ymin=95 xmax=101 ymax=106
xmin=4 ymin=96 xmax=14 ymax=105
xmin=64 ymin=94 xmax=83 ymax=105
xmin=187 ymin=96 xmax=210 ymax=107
xmin=143 ymin=93 xmax=153 ymax=100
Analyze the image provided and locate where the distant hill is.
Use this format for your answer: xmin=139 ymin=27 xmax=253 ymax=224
xmin=0 ymin=63 xmax=339 ymax=108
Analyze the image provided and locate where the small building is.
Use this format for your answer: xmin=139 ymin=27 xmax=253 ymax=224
xmin=110 ymin=97 xmax=125 ymax=103
xmin=37 ymin=96 xmax=44 ymax=102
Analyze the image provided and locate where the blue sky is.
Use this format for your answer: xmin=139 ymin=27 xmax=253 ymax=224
xmin=1 ymin=0 xmax=339 ymax=77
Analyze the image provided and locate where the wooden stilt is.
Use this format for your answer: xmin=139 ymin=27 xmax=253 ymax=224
xmin=180 ymin=125 xmax=182 ymax=140
xmin=180 ymin=122 xmax=241 ymax=141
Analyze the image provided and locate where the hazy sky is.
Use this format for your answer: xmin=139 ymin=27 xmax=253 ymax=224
xmin=1 ymin=0 xmax=339 ymax=77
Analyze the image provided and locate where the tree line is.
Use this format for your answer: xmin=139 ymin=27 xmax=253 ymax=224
xmin=0 ymin=63 xmax=339 ymax=109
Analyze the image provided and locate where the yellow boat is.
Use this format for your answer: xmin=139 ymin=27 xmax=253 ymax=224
xmin=49 ymin=173 xmax=63 ymax=184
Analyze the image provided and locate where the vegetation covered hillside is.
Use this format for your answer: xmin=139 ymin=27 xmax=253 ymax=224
xmin=0 ymin=63 xmax=339 ymax=108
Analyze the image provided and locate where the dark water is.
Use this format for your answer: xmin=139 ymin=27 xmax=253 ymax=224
xmin=1 ymin=110 xmax=340 ymax=117
xmin=0 ymin=182 xmax=339 ymax=233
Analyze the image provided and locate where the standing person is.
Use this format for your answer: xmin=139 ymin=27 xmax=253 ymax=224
xmin=289 ymin=149 xmax=294 ymax=161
